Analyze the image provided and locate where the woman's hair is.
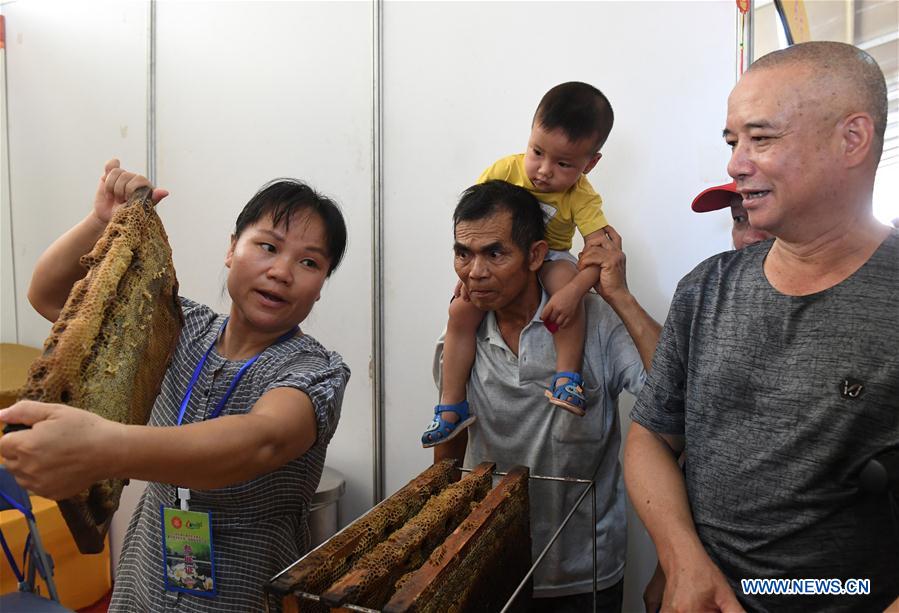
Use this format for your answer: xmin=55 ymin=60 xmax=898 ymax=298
xmin=234 ymin=179 xmax=347 ymax=275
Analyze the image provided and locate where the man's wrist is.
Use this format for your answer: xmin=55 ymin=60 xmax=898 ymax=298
xmin=658 ymin=534 xmax=713 ymax=579
xmin=602 ymin=286 xmax=636 ymax=313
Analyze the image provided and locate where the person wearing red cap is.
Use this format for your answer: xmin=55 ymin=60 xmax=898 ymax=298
xmin=691 ymin=181 xmax=772 ymax=250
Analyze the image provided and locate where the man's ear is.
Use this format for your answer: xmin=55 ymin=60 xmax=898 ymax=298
xmin=224 ymin=234 xmax=237 ymax=268
xmin=840 ymin=112 xmax=875 ymax=168
xmin=583 ymin=152 xmax=602 ymax=175
xmin=528 ymin=240 xmax=549 ymax=271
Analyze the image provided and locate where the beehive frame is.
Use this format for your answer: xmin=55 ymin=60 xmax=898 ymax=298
xmin=267 ymin=462 xmax=601 ymax=613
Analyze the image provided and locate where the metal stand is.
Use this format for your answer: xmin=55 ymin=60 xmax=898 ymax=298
xmin=267 ymin=464 xmax=603 ymax=613
xmin=459 ymin=468 xmax=598 ymax=613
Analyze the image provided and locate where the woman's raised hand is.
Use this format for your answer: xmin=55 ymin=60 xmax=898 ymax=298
xmin=92 ymin=158 xmax=169 ymax=225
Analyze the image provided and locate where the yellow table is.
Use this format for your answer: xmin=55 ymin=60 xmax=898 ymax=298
xmin=0 ymin=499 xmax=112 ymax=609
xmin=0 ymin=343 xmax=112 ymax=608
xmin=0 ymin=343 xmax=42 ymax=409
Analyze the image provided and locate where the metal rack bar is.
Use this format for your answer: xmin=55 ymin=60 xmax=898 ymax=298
xmin=146 ymin=0 xmax=156 ymax=184
xmin=499 ymin=477 xmax=596 ymax=613
xmin=369 ymin=0 xmax=385 ymax=507
xmin=592 ymin=476 xmax=597 ymax=612
xmin=459 ymin=466 xmax=592 ymax=484
xmin=294 ymin=591 xmax=380 ymax=613
xmin=462 ymin=466 xmax=601 ymax=612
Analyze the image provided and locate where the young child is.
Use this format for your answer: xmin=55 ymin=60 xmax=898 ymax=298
xmin=0 ymin=160 xmax=350 ymax=612
xmin=422 ymin=82 xmax=614 ymax=447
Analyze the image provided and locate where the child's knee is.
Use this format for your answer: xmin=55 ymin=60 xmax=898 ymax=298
xmin=540 ymin=260 xmax=578 ymax=291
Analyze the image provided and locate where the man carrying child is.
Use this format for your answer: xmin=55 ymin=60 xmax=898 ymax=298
xmin=423 ymin=82 xmax=619 ymax=447
xmin=433 ymin=179 xmax=660 ymax=611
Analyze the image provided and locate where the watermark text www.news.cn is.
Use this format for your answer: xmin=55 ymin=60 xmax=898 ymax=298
xmin=741 ymin=578 xmax=871 ymax=596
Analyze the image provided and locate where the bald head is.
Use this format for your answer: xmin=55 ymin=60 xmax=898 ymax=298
xmin=748 ymin=41 xmax=888 ymax=163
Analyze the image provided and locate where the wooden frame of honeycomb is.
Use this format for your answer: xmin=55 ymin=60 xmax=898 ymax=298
xmin=17 ymin=186 xmax=182 ymax=554
xmin=267 ymin=460 xmax=532 ymax=612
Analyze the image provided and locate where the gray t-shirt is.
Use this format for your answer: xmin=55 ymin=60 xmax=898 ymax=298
xmin=632 ymin=229 xmax=899 ymax=612
xmin=110 ymin=297 xmax=350 ymax=613
xmin=434 ymin=289 xmax=646 ymax=597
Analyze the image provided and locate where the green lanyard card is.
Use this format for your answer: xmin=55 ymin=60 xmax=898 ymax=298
xmin=161 ymin=506 xmax=217 ymax=598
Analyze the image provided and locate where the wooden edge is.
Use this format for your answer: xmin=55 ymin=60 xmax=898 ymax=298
xmin=382 ymin=465 xmax=529 ymax=613
xmin=266 ymin=459 xmax=458 ymax=596
xmin=57 ymin=498 xmax=110 ymax=554
xmin=321 ymin=462 xmax=496 ymax=607
xmin=279 ymin=596 xmax=299 ymax=613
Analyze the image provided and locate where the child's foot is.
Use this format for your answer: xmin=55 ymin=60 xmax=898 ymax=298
xmin=545 ymin=371 xmax=586 ymax=416
xmin=421 ymin=400 xmax=477 ymax=448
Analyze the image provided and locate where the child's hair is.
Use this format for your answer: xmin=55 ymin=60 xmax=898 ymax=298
xmin=534 ymin=82 xmax=614 ymax=153
xmin=234 ymin=179 xmax=347 ymax=276
xmin=454 ymin=180 xmax=545 ymax=254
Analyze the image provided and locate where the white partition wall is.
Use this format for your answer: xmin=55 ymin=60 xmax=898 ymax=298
xmin=3 ymin=1 xmax=150 ymax=349
xmin=153 ymin=0 xmax=374 ymax=528
xmin=2 ymin=0 xmax=152 ymax=574
xmin=1 ymin=13 xmax=14 ymax=343
xmin=3 ymin=1 xmax=741 ymax=608
xmin=381 ymin=0 xmax=736 ymax=483
xmin=3 ymin=0 xmax=375 ymax=572
xmin=381 ymin=3 xmax=736 ymax=610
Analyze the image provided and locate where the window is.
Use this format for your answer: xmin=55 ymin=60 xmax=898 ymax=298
xmin=753 ymin=0 xmax=899 ymax=224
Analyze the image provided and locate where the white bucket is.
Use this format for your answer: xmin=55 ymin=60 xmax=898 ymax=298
xmin=308 ymin=466 xmax=346 ymax=547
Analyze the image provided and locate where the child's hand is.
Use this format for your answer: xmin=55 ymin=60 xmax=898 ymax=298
xmin=453 ymin=279 xmax=471 ymax=302
xmin=578 ymin=226 xmax=628 ymax=300
xmin=92 ymin=159 xmax=169 ymax=225
xmin=541 ymin=283 xmax=583 ymax=329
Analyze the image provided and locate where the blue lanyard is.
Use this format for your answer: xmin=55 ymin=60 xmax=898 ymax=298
xmin=0 ymin=488 xmax=33 ymax=583
xmin=176 ymin=318 xmax=297 ymax=426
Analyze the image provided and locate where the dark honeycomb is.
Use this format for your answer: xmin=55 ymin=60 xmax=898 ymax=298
xmin=268 ymin=461 xmax=532 ymax=612
xmin=18 ymin=186 xmax=183 ymax=554
xmin=321 ymin=463 xmax=494 ymax=609
xmin=267 ymin=459 xmax=456 ymax=612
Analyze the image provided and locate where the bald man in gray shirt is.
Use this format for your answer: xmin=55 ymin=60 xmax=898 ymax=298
xmin=434 ymin=180 xmax=660 ymax=612
xmin=626 ymin=42 xmax=899 ymax=612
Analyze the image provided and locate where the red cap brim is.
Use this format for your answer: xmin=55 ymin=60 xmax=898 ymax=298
xmin=691 ymin=181 xmax=738 ymax=212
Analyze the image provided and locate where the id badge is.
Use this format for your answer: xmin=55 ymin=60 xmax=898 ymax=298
xmin=161 ymin=506 xmax=217 ymax=597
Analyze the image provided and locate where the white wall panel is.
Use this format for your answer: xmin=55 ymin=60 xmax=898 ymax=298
xmin=4 ymin=0 xmax=743 ymax=608
xmin=154 ymin=0 xmax=374 ymax=526
xmin=4 ymin=0 xmax=374 ymax=571
xmin=4 ymin=1 xmax=149 ymax=349
xmin=3 ymin=0 xmax=150 ymax=576
xmin=382 ymin=3 xmax=736 ymax=609
xmin=2 ymin=15 xmax=15 ymax=343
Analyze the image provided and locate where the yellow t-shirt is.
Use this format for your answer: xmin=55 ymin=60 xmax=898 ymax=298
xmin=477 ymin=153 xmax=608 ymax=251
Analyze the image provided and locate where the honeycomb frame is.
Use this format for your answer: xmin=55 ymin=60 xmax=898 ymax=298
xmin=268 ymin=461 xmax=532 ymax=612
xmin=18 ymin=186 xmax=183 ymax=553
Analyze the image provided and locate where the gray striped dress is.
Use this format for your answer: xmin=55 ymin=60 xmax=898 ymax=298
xmin=109 ymin=297 xmax=349 ymax=612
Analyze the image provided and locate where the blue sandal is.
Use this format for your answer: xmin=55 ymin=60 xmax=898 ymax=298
xmin=421 ymin=401 xmax=477 ymax=448
xmin=544 ymin=371 xmax=587 ymax=416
